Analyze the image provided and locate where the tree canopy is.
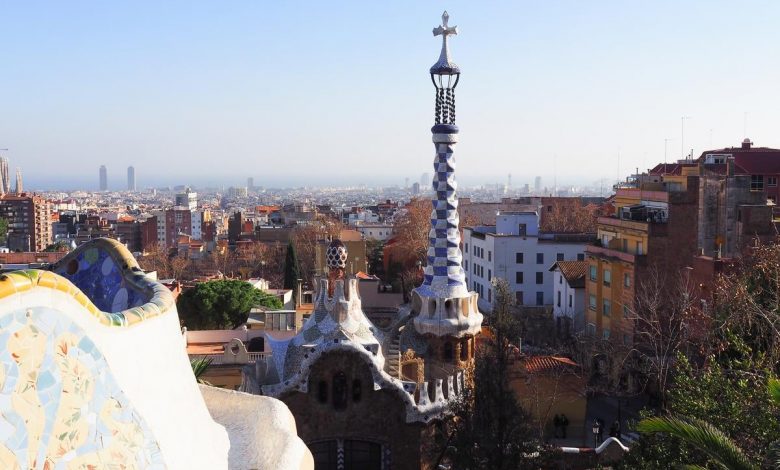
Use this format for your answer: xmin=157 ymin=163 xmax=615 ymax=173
xmin=619 ymin=240 xmax=780 ymax=468
xmin=448 ymin=278 xmax=542 ymax=469
xmin=177 ymin=279 xmax=282 ymax=330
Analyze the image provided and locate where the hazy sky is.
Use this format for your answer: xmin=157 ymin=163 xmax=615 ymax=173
xmin=2 ymin=1 xmax=780 ymax=190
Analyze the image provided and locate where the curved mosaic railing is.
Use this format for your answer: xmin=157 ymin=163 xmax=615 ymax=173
xmin=0 ymin=239 xmax=230 ymax=469
xmin=49 ymin=237 xmax=175 ymax=327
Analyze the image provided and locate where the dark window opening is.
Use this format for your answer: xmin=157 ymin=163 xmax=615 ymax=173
xmin=332 ymin=372 xmax=348 ymax=410
xmin=317 ymin=380 xmax=328 ymax=403
xmin=444 ymin=341 xmax=454 ymax=362
xmin=460 ymin=340 xmax=468 ymax=361
xmin=352 ymin=379 xmax=362 ymax=402
xmin=247 ymin=336 xmax=265 ymax=352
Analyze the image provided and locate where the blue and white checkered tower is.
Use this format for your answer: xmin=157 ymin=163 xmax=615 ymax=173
xmin=413 ymin=12 xmax=483 ymax=339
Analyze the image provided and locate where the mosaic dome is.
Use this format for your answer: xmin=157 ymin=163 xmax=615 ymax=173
xmin=326 ymin=239 xmax=348 ymax=270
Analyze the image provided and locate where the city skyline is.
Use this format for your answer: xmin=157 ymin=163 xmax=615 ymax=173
xmin=3 ymin=2 xmax=780 ymax=189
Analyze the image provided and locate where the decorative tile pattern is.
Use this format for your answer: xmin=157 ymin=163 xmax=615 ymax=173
xmin=422 ymin=131 xmax=466 ymax=294
xmin=0 ymin=307 xmax=165 ymax=469
xmin=53 ymin=246 xmax=144 ymax=313
xmin=0 ymin=269 xmax=169 ymax=328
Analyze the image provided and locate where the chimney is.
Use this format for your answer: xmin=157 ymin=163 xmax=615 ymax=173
xmin=741 ymin=138 xmax=753 ymax=150
xmin=726 ymin=156 xmax=735 ymax=177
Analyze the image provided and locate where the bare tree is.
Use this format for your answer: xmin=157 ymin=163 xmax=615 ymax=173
xmin=137 ymin=243 xmax=173 ymax=278
xmin=713 ymin=239 xmax=780 ymax=367
xmin=392 ymin=198 xmax=431 ymax=266
xmin=540 ymin=200 xmax=604 ymax=233
xmin=629 ymin=266 xmax=698 ymax=408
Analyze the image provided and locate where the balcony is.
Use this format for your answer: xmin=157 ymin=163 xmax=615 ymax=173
xmin=598 ymin=216 xmax=669 ymax=237
xmin=615 ymin=187 xmax=669 ymax=202
xmin=190 ymin=352 xmax=269 ymax=365
xmin=585 ymin=244 xmax=641 ymax=264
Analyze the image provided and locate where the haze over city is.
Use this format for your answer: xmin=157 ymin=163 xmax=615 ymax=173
xmin=3 ymin=1 xmax=780 ymax=190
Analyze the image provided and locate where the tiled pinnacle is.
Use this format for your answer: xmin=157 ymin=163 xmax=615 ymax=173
xmin=422 ymin=131 xmax=466 ymax=293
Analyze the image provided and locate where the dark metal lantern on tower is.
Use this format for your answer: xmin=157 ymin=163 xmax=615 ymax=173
xmin=430 ymin=11 xmax=459 ymax=128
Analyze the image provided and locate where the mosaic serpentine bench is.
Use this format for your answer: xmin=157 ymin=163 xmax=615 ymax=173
xmin=0 ymin=238 xmax=312 ymax=470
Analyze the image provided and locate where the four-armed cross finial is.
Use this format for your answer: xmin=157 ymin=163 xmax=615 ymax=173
xmin=431 ymin=11 xmax=459 ymax=74
xmin=433 ymin=11 xmax=458 ymax=40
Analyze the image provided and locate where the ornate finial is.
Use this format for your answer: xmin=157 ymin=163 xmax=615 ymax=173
xmin=326 ymin=239 xmax=347 ymax=271
xmin=430 ymin=11 xmax=460 ymax=75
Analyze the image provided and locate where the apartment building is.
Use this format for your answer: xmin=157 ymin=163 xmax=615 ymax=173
xmin=462 ymin=211 xmax=593 ymax=312
xmin=0 ymin=193 xmax=52 ymax=252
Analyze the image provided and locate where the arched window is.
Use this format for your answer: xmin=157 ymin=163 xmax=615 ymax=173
xmin=332 ymin=372 xmax=348 ymax=410
xmin=444 ymin=342 xmax=453 ymax=362
xmin=352 ymin=379 xmax=362 ymax=402
xmin=317 ymin=380 xmax=328 ymax=403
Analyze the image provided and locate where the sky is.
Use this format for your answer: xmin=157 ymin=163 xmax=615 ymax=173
xmin=2 ymin=1 xmax=780 ymax=190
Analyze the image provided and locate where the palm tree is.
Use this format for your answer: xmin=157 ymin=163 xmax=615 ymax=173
xmin=190 ymin=357 xmax=213 ymax=385
xmin=637 ymin=379 xmax=780 ymax=470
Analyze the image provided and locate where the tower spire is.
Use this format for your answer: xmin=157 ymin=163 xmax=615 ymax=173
xmin=413 ymin=12 xmax=482 ymax=339
xmin=14 ymin=168 xmax=22 ymax=194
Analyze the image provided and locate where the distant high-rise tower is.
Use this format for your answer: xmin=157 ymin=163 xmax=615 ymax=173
xmin=127 ymin=166 xmax=136 ymax=191
xmin=420 ymin=172 xmax=430 ymax=189
xmin=0 ymin=157 xmax=9 ymax=195
xmin=99 ymin=165 xmax=108 ymax=191
xmin=14 ymin=168 xmax=23 ymax=194
xmin=534 ymin=175 xmax=542 ymax=192
xmin=247 ymin=177 xmax=254 ymax=190
xmin=507 ymin=172 xmax=512 ymax=188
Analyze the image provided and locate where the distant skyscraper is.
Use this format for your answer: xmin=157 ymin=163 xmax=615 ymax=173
xmin=0 ymin=157 xmax=9 ymax=195
xmin=404 ymin=177 xmax=409 ymax=189
xmin=507 ymin=173 xmax=512 ymax=188
xmin=534 ymin=175 xmax=542 ymax=192
xmin=420 ymin=172 xmax=430 ymax=189
xmin=247 ymin=177 xmax=254 ymax=190
xmin=99 ymin=165 xmax=108 ymax=191
xmin=14 ymin=168 xmax=23 ymax=194
xmin=127 ymin=166 xmax=136 ymax=191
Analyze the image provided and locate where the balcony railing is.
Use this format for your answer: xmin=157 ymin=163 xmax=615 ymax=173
xmin=189 ymin=352 xmax=269 ymax=365
xmin=585 ymin=245 xmax=638 ymax=264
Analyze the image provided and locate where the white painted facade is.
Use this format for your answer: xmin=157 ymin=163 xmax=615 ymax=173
xmin=462 ymin=212 xmax=590 ymax=312
xmin=551 ymin=266 xmax=586 ymax=334
xmin=355 ymin=223 xmax=395 ymax=241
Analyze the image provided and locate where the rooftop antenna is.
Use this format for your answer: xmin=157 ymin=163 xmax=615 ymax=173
xmin=681 ymin=116 xmax=692 ymax=160
xmin=664 ymin=138 xmax=673 ymax=166
xmin=553 ymin=154 xmax=557 ymax=196
xmin=617 ymin=148 xmax=621 ymax=184
xmin=743 ymin=111 xmax=748 ymax=138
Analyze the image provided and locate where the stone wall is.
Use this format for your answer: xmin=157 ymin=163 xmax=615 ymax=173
xmin=282 ymin=350 xmax=433 ymax=470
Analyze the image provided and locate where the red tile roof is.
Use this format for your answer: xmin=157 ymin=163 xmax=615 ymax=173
xmin=698 ymin=144 xmax=780 ymax=174
xmin=524 ymin=356 xmax=579 ymax=374
xmin=549 ymin=260 xmax=587 ymax=288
